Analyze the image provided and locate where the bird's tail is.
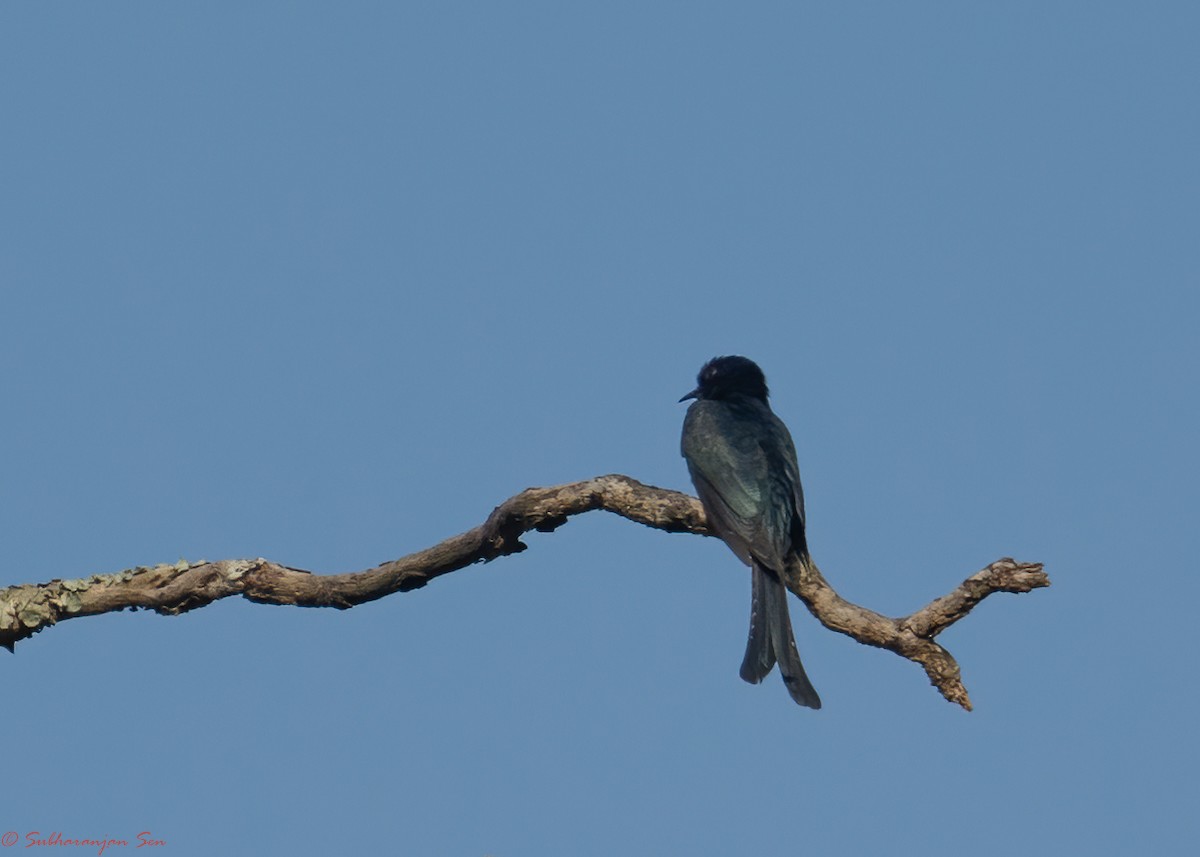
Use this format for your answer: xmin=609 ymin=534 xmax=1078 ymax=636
xmin=739 ymin=562 xmax=822 ymax=709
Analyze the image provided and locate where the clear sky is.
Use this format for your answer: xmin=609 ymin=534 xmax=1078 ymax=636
xmin=2 ymin=3 xmax=1197 ymax=855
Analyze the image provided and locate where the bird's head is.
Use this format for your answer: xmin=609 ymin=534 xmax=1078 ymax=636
xmin=679 ymin=355 xmax=770 ymax=403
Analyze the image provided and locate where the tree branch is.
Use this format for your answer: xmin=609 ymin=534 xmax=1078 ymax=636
xmin=0 ymin=474 xmax=1046 ymax=709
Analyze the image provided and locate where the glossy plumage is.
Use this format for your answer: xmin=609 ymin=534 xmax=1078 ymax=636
xmin=680 ymin=356 xmax=821 ymax=708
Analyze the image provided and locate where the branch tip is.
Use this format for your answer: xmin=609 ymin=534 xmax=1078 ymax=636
xmin=0 ymin=475 xmax=1046 ymax=709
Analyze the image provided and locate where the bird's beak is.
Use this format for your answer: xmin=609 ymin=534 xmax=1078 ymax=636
xmin=679 ymin=388 xmax=700 ymax=403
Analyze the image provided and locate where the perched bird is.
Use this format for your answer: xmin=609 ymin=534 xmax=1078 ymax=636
xmin=680 ymin=355 xmax=821 ymax=708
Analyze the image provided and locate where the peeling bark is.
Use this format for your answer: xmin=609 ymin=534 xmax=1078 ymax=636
xmin=0 ymin=474 xmax=1047 ymax=709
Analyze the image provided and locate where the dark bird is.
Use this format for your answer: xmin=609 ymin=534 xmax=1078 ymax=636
xmin=680 ymin=355 xmax=821 ymax=708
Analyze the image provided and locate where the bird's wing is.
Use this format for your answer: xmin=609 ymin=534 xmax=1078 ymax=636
xmin=687 ymin=465 xmax=760 ymax=567
xmin=687 ymin=445 xmax=792 ymax=571
xmin=760 ymin=411 xmax=807 ymax=559
xmin=682 ymin=400 xmax=803 ymax=570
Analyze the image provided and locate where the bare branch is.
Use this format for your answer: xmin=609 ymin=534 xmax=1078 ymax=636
xmin=783 ymin=554 xmax=1047 ymax=710
xmin=0 ymin=474 xmax=1047 ymax=708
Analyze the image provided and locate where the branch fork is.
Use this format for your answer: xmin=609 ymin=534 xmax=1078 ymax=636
xmin=0 ymin=474 xmax=1047 ymax=709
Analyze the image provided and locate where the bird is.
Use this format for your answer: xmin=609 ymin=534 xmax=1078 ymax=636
xmin=679 ymin=355 xmax=821 ymax=708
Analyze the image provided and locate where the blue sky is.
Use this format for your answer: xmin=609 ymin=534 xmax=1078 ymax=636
xmin=2 ymin=3 xmax=1197 ymax=855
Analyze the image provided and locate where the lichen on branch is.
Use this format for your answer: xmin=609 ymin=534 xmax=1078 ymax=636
xmin=0 ymin=474 xmax=1047 ymax=709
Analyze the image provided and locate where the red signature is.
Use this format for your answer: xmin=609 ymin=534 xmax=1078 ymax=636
xmin=15 ymin=832 xmax=165 ymax=854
